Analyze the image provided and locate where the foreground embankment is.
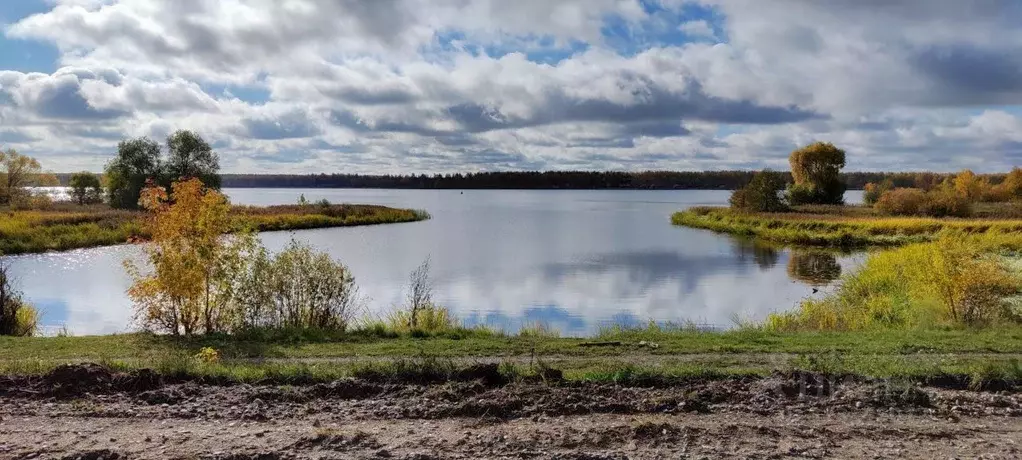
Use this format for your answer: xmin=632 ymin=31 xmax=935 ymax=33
xmin=3 ymin=330 xmax=1022 ymax=457
xmin=2 ymin=359 xmax=1022 ymax=459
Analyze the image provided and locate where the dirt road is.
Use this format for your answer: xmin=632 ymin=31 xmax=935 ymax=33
xmin=1 ymin=365 xmax=1021 ymax=459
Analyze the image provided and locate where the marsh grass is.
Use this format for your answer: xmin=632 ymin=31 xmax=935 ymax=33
xmin=0 ymin=203 xmax=429 ymax=255
xmin=672 ymin=206 xmax=1022 ymax=247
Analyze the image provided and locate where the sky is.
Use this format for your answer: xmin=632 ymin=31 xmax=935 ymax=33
xmin=1 ymin=0 xmax=1021 ymax=174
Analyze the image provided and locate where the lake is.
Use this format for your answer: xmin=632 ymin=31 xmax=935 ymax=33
xmin=3 ymin=189 xmax=864 ymax=336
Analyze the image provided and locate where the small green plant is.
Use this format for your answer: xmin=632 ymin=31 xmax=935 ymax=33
xmin=194 ymin=346 xmax=220 ymax=364
xmin=518 ymin=322 xmax=560 ymax=338
xmin=386 ymin=304 xmax=459 ymax=334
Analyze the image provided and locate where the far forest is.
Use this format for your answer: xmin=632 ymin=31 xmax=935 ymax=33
xmin=190 ymin=171 xmax=1012 ymax=190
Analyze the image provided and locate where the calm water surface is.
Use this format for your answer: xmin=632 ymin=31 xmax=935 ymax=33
xmin=4 ymin=189 xmax=863 ymax=336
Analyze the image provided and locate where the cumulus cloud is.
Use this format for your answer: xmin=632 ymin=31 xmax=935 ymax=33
xmin=678 ymin=20 xmax=716 ymax=39
xmin=0 ymin=0 xmax=1020 ymax=172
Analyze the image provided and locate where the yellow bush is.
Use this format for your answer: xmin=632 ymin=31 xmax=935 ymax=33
xmin=194 ymin=347 xmax=220 ymax=363
xmin=767 ymin=234 xmax=1021 ymax=331
xmin=12 ymin=304 xmax=38 ymax=337
xmin=875 ymin=188 xmax=928 ymax=215
xmin=875 ymin=187 xmax=971 ymax=217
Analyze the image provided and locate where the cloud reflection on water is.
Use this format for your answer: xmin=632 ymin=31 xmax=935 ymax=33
xmin=4 ymin=189 xmax=863 ymax=336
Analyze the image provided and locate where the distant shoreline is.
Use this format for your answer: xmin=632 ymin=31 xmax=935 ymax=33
xmin=49 ymin=171 xmax=1005 ymax=190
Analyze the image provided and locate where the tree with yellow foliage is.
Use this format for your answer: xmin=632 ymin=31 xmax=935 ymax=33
xmin=0 ymin=148 xmax=43 ymax=205
xmin=994 ymin=167 xmax=1022 ymax=201
xmin=952 ymin=169 xmax=990 ymax=201
xmin=125 ymin=178 xmax=254 ymax=335
xmin=952 ymin=167 xmax=985 ymax=200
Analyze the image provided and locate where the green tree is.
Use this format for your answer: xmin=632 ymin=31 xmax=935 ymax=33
xmin=786 ymin=142 xmax=847 ymax=205
xmin=164 ymin=130 xmax=221 ymax=190
xmin=105 ymin=137 xmax=162 ymax=209
xmin=0 ymin=148 xmax=43 ymax=205
xmin=729 ymin=170 xmax=788 ymax=212
xmin=68 ymin=171 xmax=104 ymax=205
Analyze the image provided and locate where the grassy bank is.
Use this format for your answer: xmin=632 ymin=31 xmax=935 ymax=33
xmin=0 ymin=203 xmax=429 ymax=255
xmin=3 ymin=328 xmax=1022 ymax=386
xmin=672 ymin=205 xmax=1022 ymax=247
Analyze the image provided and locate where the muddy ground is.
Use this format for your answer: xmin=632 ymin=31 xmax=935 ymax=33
xmin=1 ymin=364 xmax=1021 ymax=459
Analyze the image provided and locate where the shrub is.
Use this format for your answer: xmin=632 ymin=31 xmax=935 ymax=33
xmin=235 ymin=239 xmax=359 ymax=332
xmin=863 ymin=179 xmax=894 ymax=206
xmin=784 ymin=183 xmax=818 ymax=206
xmin=194 ymin=347 xmax=220 ymax=363
xmin=9 ymin=192 xmax=53 ymax=211
xmin=919 ymin=189 xmax=971 ymax=217
xmin=875 ymin=188 xmax=928 ymax=216
xmin=875 ymin=188 xmax=971 ymax=217
xmin=993 ymin=167 xmax=1022 ymax=202
xmin=729 ymin=170 xmax=788 ymax=212
xmin=0 ymin=260 xmax=37 ymax=337
xmin=766 ymin=234 xmax=1021 ymax=331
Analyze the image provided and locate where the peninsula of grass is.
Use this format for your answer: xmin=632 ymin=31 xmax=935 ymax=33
xmin=3 ymin=327 xmax=1022 ymax=386
xmin=672 ymin=204 xmax=1022 ymax=247
xmin=0 ymin=202 xmax=429 ymax=255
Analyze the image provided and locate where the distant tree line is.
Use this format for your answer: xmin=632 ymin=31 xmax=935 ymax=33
xmin=206 ymin=170 xmax=1008 ymax=191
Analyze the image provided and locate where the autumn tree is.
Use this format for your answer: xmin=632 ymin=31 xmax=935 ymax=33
xmin=993 ymin=167 xmax=1022 ymax=201
xmin=68 ymin=171 xmax=104 ymax=205
xmin=125 ymin=178 xmax=252 ymax=335
xmin=913 ymin=172 xmax=942 ymax=191
xmin=952 ymin=169 xmax=987 ymax=201
xmin=786 ymin=142 xmax=847 ymax=205
xmin=105 ymin=137 xmax=163 ymax=209
xmin=0 ymin=148 xmax=43 ymax=205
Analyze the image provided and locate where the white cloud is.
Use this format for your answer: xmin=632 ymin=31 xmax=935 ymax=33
xmin=678 ymin=20 xmax=715 ymax=39
xmin=1 ymin=0 xmax=1021 ymax=173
